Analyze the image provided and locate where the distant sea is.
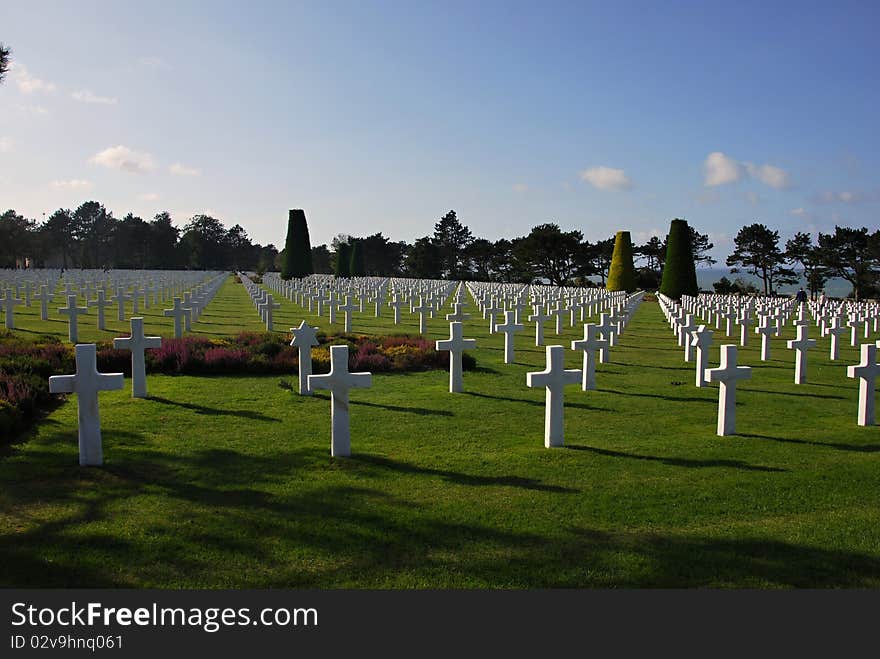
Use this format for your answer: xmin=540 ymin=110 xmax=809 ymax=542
xmin=695 ymin=267 xmax=852 ymax=299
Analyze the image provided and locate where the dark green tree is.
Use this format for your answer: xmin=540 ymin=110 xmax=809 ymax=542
xmin=72 ymin=201 xmax=116 ymax=268
xmin=606 ymin=230 xmax=637 ymax=292
xmin=726 ymin=223 xmax=797 ymax=295
xmin=514 ymin=223 xmax=582 ymax=286
xmin=349 ymin=239 xmax=365 ymax=276
xmin=335 ymin=242 xmax=351 ymax=278
xmin=660 ymin=219 xmax=699 ymax=298
xmin=311 ymin=245 xmax=332 ymax=273
xmin=148 ymin=212 xmax=180 ymax=268
xmin=785 ymin=231 xmax=827 ymax=300
xmin=817 ymin=226 xmax=880 ymax=301
xmin=180 ymin=214 xmax=228 ymax=269
xmin=433 ymin=210 xmax=473 ymax=279
xmin=41 ymin=209 xmax=75 ymax=268
xmin=465 ymin=238 xmax=494 ymax=281
xmin=0 ymin=43 xmax=10 ymax=85
xmin=405 ymin=237 xmax=442 ymax=278
xmin=0 ymin=209 xmax=36 ymax=268
xmin=281 ymin=209 xmax=314 ymax=279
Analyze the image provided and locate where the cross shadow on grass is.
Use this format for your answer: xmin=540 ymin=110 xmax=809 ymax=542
xmin=566 ymin=444 xmax=787 ymax=473
xmin=146 ymin=396 xmax=281 ymax=422
xmin=352 ymin=454 xmax=579 ymax=493
xmin=597 ymin=387 xmax=715 ymax=404
xmin=310 ymin=391 xmax=453 ymax=416
xmin=744 ymin=388 xmax=847 ymax=401
xmin=739 ymin=433 xmax=880 ymax=453
xmin=462 ymin=391 xmax=611 ymax=412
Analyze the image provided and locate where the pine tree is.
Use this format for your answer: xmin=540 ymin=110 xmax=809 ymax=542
xmin=606 ymin=231 xmax=637 ymax=292
xmin=349 ymin=240 xmax=365 ymax=276
xmin=281 ymin=209 xmax=314 ymax=279
xmin=659 ymin=218 xmax=699 ymax=299
xmin=335 ymin=242 xmax=351 ymax=278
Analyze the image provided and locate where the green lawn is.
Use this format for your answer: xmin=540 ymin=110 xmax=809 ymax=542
xmin=1 ymin=276 xmax=878 ymax=587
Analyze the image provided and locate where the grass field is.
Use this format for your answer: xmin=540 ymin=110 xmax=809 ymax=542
xmin=1 ymin=276 xmax=878 ymax=587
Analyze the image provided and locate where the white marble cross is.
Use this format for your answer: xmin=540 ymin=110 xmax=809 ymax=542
xmin=58 ymin=294 xmax=88 ymax=343
xmin=690 ymin=324 xmax=713 ymax=388
xmin=259 ymin=293 xmax=281 ymax=331
xmin=679 ymin=314 xmax=698 ymax=361
xmin=595 ymin=313 xmax=615 ymax=363
xmin=388 ymin=296 xmax=406 ymax=324
xmin=88 ymin=290 xmax=112 ymax=331
xmin=847 ymin=344 xmax=879 ymax=426
xmin=528 ymin=307 xmax=551 ymax=347
xmin=308 ymin=345 xmax=372 ymax=457
xmin=290 ymin=320 xmax=321 ymax=395
xmin=446 ymin=302 xmax=471 ymax=323
xmin=34 ymin=285 xmax=54 ymax=321
xmin=48 ymin=343 xmax=124 ymax=466
xmin=113 ymin=317 xmax=162 ymax=397
xmin=1 ymin=288 xmax=23 ymax=329
xmin=413 ymin=297 xmax=431 ymax=335
xmin=704 ymin=344 xmax=752 ymax=436
xmin=494 ymin=310 xmax=524 ymax=364
xmin=786 ymin=324 xmax=817 ymax=384
xmin=112 ymin=288 xmax=131 ymax=322
xmin=755 ymin=320 xmax=775 ymax=361
xmin=338 ymin=295 xmax=358 ymax=333
xmin=526 ymin=345 xmax=581 ymax=448
xmin=737 ymin=312 xmax=753 ymax=347
xmin=571 ymin=323 xmax=608 ymax=391
xmin=163 ymin=297 xmax=189 ymax=338
xmin=484 ymin=299 xmax=503 ymax=335
xmin=825 ymin=317 xmax=848 ymax=360
xmin=436 ymin=321 xmax=477 ymax=392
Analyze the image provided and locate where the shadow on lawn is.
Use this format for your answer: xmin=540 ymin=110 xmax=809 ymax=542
xmin=463 ymin=391 xmax=611 ymax=412
xmin=597 ymin=388 xmax=714 ymax=404
xmin=146 ymin=396 xmax=281 ymax=422
xmin=739 ymin=433 xmax=880 ymax=454
xmin=352 ymin=454 xmax=579 ymax=493
xmin=3 ymin=438 xmax=879 ymax=589
xmin=566 ymin=444 xmax=787 ymax=473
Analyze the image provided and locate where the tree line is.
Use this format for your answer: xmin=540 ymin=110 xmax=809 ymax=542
xmin=2 ymin=203 xmax=878 ymax=299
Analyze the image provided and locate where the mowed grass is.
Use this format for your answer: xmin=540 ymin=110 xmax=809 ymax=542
xmin=1 ymin=276 xmax=879 ymax=588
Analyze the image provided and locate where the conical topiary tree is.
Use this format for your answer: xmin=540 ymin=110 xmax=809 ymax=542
xmin=349 ymin=240 xmax=365 ymax=277
xmin=280 ymin=209 xmax=314 ymax=279
xmin=335 ymin=242 xmax=351 ymax=278
xmin=606 ymin=230 xmax=637 ymax=292
xmin=660 ymin=218 xmax=699 ymax=299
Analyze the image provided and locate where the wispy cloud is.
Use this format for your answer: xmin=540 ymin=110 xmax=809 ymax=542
xmin=71 ymin=89 xmax=118 ymax=105
xmin=579 ymin=166 xmax=632 ymax=191
xmin=138 ymin=192 xmax=160 ymax=201
xmin=89 ymin=145 xmax=155 ymax=174
xmin=745 ymin=191 xmax=761 ymax=205
xmin=12 ymin=63 xmax=57 ymax=94
xmin=703 ymin=151 xmax=791 ymax=189
xmin=811 ymin=189 xmax=880 ymax=205
xmin=138 ymin=56 xmax=167 ymax=69
xmin=512 ymin=183 xmax=528 ymax=193
xmin=15 ymin=104 xmax=49 ymax=116
xmin=169 ymin=163 xmax=201 ymax=177
xmin=0 ymin=138 xmax=12 ymax=153
xmin=789 ymin=207 xmax=814 ymax=221
xmin=51 ymin=179 xmax=93 ymax=190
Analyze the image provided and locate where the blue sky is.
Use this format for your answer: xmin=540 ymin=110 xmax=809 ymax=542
xmin=1 ymin=0 xmax=878 ymax=261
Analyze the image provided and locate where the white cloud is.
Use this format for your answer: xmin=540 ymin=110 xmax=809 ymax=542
xmin=745 ymin=191 xmax=761 ymax=205
xmin=703 ymin=152 xmax=743 ymax=186
xmin=138 ymin=192 xmax=160 ymax=201
xmin=789 ymin=207 xmax=815 ymax=221
xmin=12 ymin=64 xmax=57 ymax=94
xmin=579 ymin=166 xmax=632 ymax=191
xmin=704 ymin=151 xmax=791 ymax=189
xmin=0 ymin=138 xmax=11 ymax=153
xmin=169 ymin=163 xmax=201 ymax=177
xmin=744 ymin=162 xmax=790 ymax=189
xmin=89 ymin=145 xmax=155 ymax=173
xmin=138 ymin=56 xmax=167 ymax=69
xmin=695 ymin=189 xmax=720 ymax=205
xmin=812 ymin=189 xmax=879 ymax=205
xmin=51 ymin=179 xmax=93 ymax=190
xmin=71 ymin=89 xmax=118 ymax=105
xmin=512 ymin=183 xmax=528 ymax=193
xmin=16 ymin=104 xmax=49 ymax=116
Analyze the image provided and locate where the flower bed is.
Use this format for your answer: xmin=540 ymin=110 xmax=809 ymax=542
xmin=0 ymin=330 xmax=475 ymax=441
